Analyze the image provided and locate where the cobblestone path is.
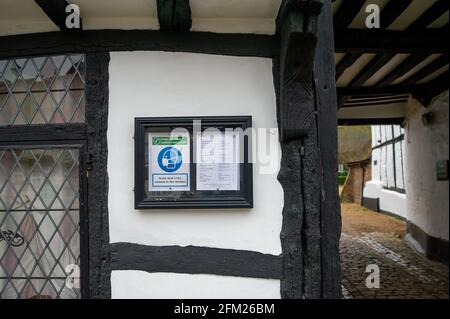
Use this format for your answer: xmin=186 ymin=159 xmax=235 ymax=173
xmin=340 ymin=204 xmax=448 ymax=299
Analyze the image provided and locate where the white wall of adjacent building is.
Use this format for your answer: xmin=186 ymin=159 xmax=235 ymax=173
xmin=364 ymin=124 xmax=407 ymax=219
xmin=364 ymin=92 xmax=449 ymax=257
xmin=404 ymin=93 xmax=449 ymax=242
xmin=107 ymin=51 xmax=282 ymax=298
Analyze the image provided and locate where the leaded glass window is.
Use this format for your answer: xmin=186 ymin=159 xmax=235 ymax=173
xmin=0 ymin=147 xmax=81 ymax=299
xmin=0 ymin=55 xmax=85 ymax=126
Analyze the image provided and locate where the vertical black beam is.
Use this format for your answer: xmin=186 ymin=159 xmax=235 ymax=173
xmin=85 ymin=52 xmax=111 ymax=299
xmin=315 ymin=0 xmax=342 ymax=299
xmin=275 ymin=0 xmax=340 ymax=299
xmin=157 ymin=0 xmax=192 ymax=31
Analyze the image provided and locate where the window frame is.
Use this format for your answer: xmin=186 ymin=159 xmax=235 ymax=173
xmin=0 ymin=53 xmax=93 ymax=299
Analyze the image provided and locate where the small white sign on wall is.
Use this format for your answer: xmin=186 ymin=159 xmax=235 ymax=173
xmin=148 ymin=132 xmax=190 ymax=191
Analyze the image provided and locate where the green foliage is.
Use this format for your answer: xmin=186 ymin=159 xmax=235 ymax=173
xmin=338 ymin=175 xmax=347 ymax=185
xmin=338 ymin=171 xmax=348 ymax=177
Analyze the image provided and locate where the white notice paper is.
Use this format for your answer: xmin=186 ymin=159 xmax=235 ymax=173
xmin=196 ymin=130 xmax=240 ymax=191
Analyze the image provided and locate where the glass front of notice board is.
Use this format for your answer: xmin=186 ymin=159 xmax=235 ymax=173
xmin=134 ymin=116 xmax=253 ymax=209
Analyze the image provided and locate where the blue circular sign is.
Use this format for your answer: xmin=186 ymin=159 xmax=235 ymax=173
xmin=157 ymin=146 xmax=183 ymax=173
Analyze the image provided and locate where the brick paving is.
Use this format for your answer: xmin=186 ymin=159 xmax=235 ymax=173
xmin=340 ymin=204 xmax=449 ymax=299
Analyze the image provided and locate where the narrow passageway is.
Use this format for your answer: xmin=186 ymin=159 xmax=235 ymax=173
xmin=340 ymin=203 xmax=449 ymax=299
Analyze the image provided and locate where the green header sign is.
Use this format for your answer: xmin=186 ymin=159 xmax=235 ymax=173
xmin=152 ymin=136 xmax=188 ymax=145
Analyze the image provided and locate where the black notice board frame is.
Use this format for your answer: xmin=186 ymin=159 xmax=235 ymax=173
xmin=134 ymin=116 xmax=253 ymax=209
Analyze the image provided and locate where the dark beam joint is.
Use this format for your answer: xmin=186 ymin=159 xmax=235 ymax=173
xmin=34 ymin=0 xmax=82 ymax=31
xmin=411 ymin=70 xmax=449 ymax=107
xmin=157 ymin=0 xmax=192 ymax=32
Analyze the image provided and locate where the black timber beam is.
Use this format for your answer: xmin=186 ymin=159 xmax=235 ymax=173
xmin=379 ymin=0 xmax=413 ymax=29
xmin=111 ymin=243 xmax=282 ymax=279
xmin=401 ymin=53 xmax=449 ymax=87
xmin=412 ymin=70 xmax=449 ymax=106
xmin=333 ymin=0 xmax=365 ymax=30
xmin=274 ymin=0 xmax=342 ymax=299
xmin=156 ymin=0 xmax=192 ymax=31
xmin=34 ymin=0 xmax=82 ymax=31
xmin=335 ymin=53 xmax=360 ymax=79
xmin=315 ymin=0 xmax=343 ymax=299
xmin=337 ymin=85 xmax=412 ymax=96
xmin=375 ymin=2 xmax=450 ymax=87
xmin=334 ymin=29 xmax=448 ymax=53
xmin=340 ymin=98 xmax=409 ymax=108
xmin=338 ymin=53 xmax=396 ymax=107
xmin=348 ymin=53 xmax=395 ymax=88
xmin=338 ymin=118 xmax=405 ymax=126
xmin=334 ymin=0 xmax=413 ymax=80
xmin=0 ymin=30 xmax=276 ymax=59
xmin=375 ymin=53 xmax=429 ymax=87
xmin=407 ymin=0 xmax=449 ymax=31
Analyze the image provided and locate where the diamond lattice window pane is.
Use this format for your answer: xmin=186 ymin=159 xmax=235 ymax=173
xmin=0 ymin=147 xmax=80 ymax=299
xmin=0 ymin=55 xmax=85 ymax=126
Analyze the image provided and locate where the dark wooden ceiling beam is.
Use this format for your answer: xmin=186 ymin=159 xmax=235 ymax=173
xmin=345 ymin=96 xmax=410 ymax=105
xmin=407 ymin=0 xmax=449 ymax=31
xmin=338 ymin=69 xmax=449 ymax=106
xmin=156 ymin=0 xmax=192 ymax=31
xmin=335 ymin=29 xmax=448 ymax=53
xmin=340 ymin=98 xmax=409 ymax=108
xmin=374 ymin=53 xmax=429 ymax=87
xmin=337 ymin=85 xmax=412 ymax=96
xmin=334 ymin=0 xmax=413 ymax=80
xmin=401 ymin=53 xmax=449 ymax=87
xmin=360 ymin=1 xmax=449 ymax=88
xmin=338 ymin=53 xmax=398 ymax=107
xmin=338 ymin=118 xmax=405 ymax=126
xmin=412 ymin=70 xmax=449 ymax=106
xmin=335 ymin=53 xmax=360 ymax=79
xmin=333 ymin=0 xmax=366 ymax=30
xmin=341 ymin=52 xmax=397 ymax=87
xmin=34 ymin=0 xmax=81 ymax=31
xmin=379 ymin=0 xmax=413 ymax=29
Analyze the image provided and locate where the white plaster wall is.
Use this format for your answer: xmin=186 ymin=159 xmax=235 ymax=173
xmin=108 ymin=52 xmax=282 ymax=254
xmin=371 ymin=147 xmax=382 ymax=181
xmin=363 ymin=180 xmax=383 ymax=199
xmin=379 ymin=189 xmax=407 ymax=219
xmin=371 ymin=126 xmax=379 ymax=148
xmin=108 ymin=51 xmax=282 ymax=298
xmin=405 ymin=93 xmax=449 ymax=240
xmin=111 ymin=271 xmax=280 ymax=299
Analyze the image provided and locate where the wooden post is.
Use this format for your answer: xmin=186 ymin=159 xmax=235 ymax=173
xmin=274 ymin=0 xmax=342 ymax=298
